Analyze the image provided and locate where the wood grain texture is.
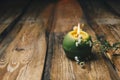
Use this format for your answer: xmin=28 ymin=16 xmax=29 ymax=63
xmin=0 ymin=0 xmax=55 ymax=80
xmin=91 ymin=1 xmax=120 ymax=78
xmin=79 ymin=0 xmax=120 ymax=79
xmin=0 ymin=0 xmax=120 ymax=80
xmin=100 ymin=25 xmax=120 ymax=77
xmin=0 ymin=22 xmax=46 ymax=80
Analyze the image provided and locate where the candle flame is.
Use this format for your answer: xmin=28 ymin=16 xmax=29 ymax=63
xmin=77 ymin=23 xmax=80 ymax=35
xmin=75 ymin=23 xmax=84 ymax=47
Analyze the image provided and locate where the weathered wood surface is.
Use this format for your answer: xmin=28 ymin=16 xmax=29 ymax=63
xmin=0 ymin=0 xmax=120 ymax=80
xmin=0 ymin=0 xmax=55 ymax=80
xmin=79 ymin=0 xmax=120 ymax=79
xmin=0 ymin=0 xmax=30 ymax=35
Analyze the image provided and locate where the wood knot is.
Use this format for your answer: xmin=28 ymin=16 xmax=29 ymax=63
xmin=15 ymin=47 xmax=25 ymax=52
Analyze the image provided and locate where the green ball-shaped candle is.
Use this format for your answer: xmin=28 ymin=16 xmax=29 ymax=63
xmin=63 ymin=24 xmax=92 ymax=60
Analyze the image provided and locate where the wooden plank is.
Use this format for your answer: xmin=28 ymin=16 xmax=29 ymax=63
xmin=0 ymin=0 xmax=30 ymax=36
xmin=0 ymin=0 xmax=31 ymax=55
xmin=0 ymin=21 xmax=46 ymax=80
xmin=49 ymin=0 xmax=111 ymax=80
xmin=103 ymin=0 xmax=120 ymax=17
xmin=79 ymin=0 xmax=120 ymax=79
xmin=100 ymin=25 xmax=120 ymax=76
xmin=90 ymin=1 xmax=120 ymax=77
xmin=0 ymin=1 xmax=55 ymax=80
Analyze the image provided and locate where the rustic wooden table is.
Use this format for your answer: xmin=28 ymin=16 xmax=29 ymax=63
xmin=0 ymin=0 xmax=120 ymax=80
